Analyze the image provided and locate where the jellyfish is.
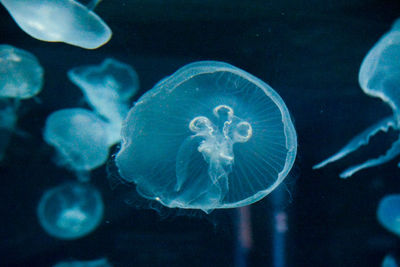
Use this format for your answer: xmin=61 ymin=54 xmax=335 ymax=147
xmin=0 ymin=44 xmax=44 ymax=99
xmin=382 ymin=255 xmax=399 ymax=267
xmin=377 ymin=194 xmax=400 ymax=236
xmin=0 ymin=0 xmax=111 ymax=49
xmin=43 ymin=108 xmax=111 ymax=181
xmin=68 ymin=58 xmax=139 ymax=145
xmin=314 ymin=19 xmax=400 ymax=178
xmin=37 ymin=182 xmax=103 ymax=240
xmin=53 ymin=258 xmax=112 ymax=267
xmin=115 ymin=61 xmax=297 ymax=213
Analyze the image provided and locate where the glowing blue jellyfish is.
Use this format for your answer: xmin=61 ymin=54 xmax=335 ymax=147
xmin=68 ymin=58 xmax=139 ymax=145
xmin=0 ymin=44 xmax=43 ymax=99
xmin=115 ymin=61 xmax=297 ymax=213
xmin=0 ymin=99 xmax=18 ymax=161
xmin=0 ymin=0 xmax=111 ymax=49
xmin=382 ymin=255 xmax=398 ymax=267
xmin=43 ymin=108 xmax=111 ymax=180
xmin=37 ymin=182 xmax=103 ymax=240
xmin=314 ymin=19 xmax=400 ymax=178
xmin=377 ymin=194 xmax=400 ymax=236
xmin=54 ymin=258 xmax=112 ymax=267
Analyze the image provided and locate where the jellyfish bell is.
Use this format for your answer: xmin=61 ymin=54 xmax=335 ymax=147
xmin=115 ymin=61 xmax=297 ymax=213
xmin=382 ymin=254 xmax=399 ymax=267
xmin=0 ymin=0 xmax=112 ymax=49
xmin=68 ymin=58 xmax=139 ymax=145
xmin=0 ymin=44 xmax=44 ymax=99
xmin=43 ymin=108 xmax=111 ymax=178
xmin=37 ymin=182 xmax=104 ymax=240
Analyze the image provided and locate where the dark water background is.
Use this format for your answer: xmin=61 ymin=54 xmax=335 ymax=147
xmin=1 ymin=0 xmax=400 ymax=266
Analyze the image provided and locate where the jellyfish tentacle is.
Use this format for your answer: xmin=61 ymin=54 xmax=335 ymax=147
xmin=339 ymin=135 xmax=400 ymax=178
xmin=313 ymin=115 xmax=396 ymax=169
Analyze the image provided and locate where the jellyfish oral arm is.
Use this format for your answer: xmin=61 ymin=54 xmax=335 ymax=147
xmin=313 ymin=115 xmax=396 ymax=171
xmin=174 ymin=104 xmax=252 ymax=203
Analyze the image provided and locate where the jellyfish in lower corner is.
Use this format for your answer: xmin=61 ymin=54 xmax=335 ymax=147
xmin=53 ymin=258 xmax=112 ymax=267
xmin=0 ymin=0 xmax=111 ymax=49
xmin=68 ymin=58 xmax=139 ymax=145
xmin=43 ymin=108 xmax=111 ymax=181
xmin=314 ymin=18 xmax=400 ymax=178
xmin=0 ymin=44 xmax=44 ymax=99
xmin=382 ymin=254 xmax=398 ymax=267
xmin=115 ymin=61 xmax=297 ymax=213
xmin=37 ymin=182 xmax=103 ymax=240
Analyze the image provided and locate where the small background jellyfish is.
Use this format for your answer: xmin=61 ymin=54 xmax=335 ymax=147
xmin=37 ymin=182 xmax=104 ymax=240
xmin=382 ymin=254 xmax=399 ymax=267
xmin=53 ymin=258 xmax=112 ymax=267
xmin=0 ymin=44 xmax=43 ymax=161
xmin=0 ymin=44 xmax=44 ymax=99
xmin=115 ymin=61 xmax=297 ymax=213
xmin=0 ymin=0 xmax=111 ymax=49
xmin=377 ymin=194 xmax=400 ymax=237
xmin=68 ymin=58 xmax=139 ymax=145
xmin=43 ymin=108 xmax=111 ymax=181
xmin=314 ymin=19 xmax=400 ymax=178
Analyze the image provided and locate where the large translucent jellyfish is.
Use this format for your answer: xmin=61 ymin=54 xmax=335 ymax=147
xmin=37 ymin=182 xmax=103 ymax=240
xmin=54 ymin=258 xmax=112 ymax=267
xmin=0 ymin=44 xmax=44 ymax=99
xmin=314 ymin=19 xmax=400 ymax=178
xmin=68 ymin=58 xmax=139 ymax=145
xmin=0 ymin=0 xmax=112 ymax=49
xmin=115 ymin=61 xmax=297 ymax=213
xmin=377 ymin=194 xmax=400 ymax=236
xmin=43 ymin=108 xmax=111 ymax=180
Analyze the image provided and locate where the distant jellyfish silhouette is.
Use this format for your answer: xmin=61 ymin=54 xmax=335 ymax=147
xmin=0 ymin=99 xmax=18 ymax=161
xmin=53 ymin=258 xmax=112 ymax=267
xmin=37 ymin=182 xmax=103 ymax=239
xmin=0 ymin=0 xmax=111 ymax=49
xmin=68 ymin=58 xmax=139 ymax=145
xmin=43 ymin=108 xmax=111 ymax=181
xmin=0 ymin=44 xmax=44 ymax=99
xmin=115 ymin=61 xmax=297 ymax=213
xmin=377 ymin=194 xmax=400 ymax=236
xmin=314 ymin=19 xmax=400 ymax=178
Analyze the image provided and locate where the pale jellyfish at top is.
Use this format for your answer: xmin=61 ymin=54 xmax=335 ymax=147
xmin=0 ymin=44 xmax=44 ymax=99
xmin=0 ymin=0 xmax=111 ymax=49
xmin=37 ymin=182 xmax=103 ymax=240
xmin=314 ymin=19 xmax=400 ymax=178
xmin=115 ymin=61 xmax=297 ymax=213
xmin=43 ymin=108 xmax=111 ymax=181
xmin=68 ymin=58 xmax=139 ymax=145
xmin=377 ymin=194 xmax=400 ymax=236
xmin=53 ymin=258 xmax=112 ymax=267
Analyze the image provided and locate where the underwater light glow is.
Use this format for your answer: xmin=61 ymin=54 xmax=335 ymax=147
xmin=115 ymin=61 xmax=297 ymax=213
